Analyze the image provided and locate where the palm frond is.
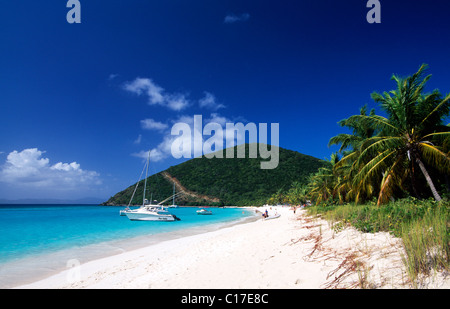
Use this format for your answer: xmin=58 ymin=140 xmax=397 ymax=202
xmin=357 ymin=136 xmax=403 ymax=166
xmin=328 ymin=134 xmax=363 ymax=152
xmin=346 ymin=114 xmax=400 ymax=135
xmin=353 ymin=148 xmax=397 ymax=189
xmin=418 ymin=142 xmax=450 ymax=173
xmin=418 ymin=93 xmax=450 ymax=128
xmin=377 ymin=155 xmax=405 ymax=205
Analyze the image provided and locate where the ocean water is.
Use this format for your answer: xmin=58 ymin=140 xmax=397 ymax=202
xmin=0 ymin=205 xmax=257 ymax=288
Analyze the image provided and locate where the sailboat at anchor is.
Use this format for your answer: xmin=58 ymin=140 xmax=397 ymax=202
xmin=121 ymin=151 xmax=180 ymax=221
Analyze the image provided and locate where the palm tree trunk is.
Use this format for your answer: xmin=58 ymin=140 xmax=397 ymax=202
xmin=410 ymin=160 xmax=420 ymax=198
xmin=416 ymin=157 xmax=442 ymax=202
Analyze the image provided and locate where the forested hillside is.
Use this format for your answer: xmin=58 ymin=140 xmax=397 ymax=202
xmin=102 ymin=144 xmax=327 ymax=206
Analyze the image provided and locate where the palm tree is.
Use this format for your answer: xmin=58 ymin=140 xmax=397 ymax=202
xmin=329 ymin=105 xmax=377 ymax=153
xmin=348 ymin=64 xmax=450 ymax=204
xmin=287 ymin=181 xmax=308 ymax=205
xmin=307 ymin=153 xmax=340 ymax=204
xmin=329 ymin=105 xmax=379 ymax=203
xmin=267 ymin=188 xmax=286 ymax=205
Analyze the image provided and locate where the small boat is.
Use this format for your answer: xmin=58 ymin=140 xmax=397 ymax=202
xmin=264 ymin=213 xmax=281 ymax=220
xmin=196 ymin=208 xmax=213 ymax=215
xmin=120 ymin=208 xmax=130 ymax=216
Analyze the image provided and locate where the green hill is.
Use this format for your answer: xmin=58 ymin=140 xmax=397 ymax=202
xmin=102 ymin=144 xmax=328 ymax=206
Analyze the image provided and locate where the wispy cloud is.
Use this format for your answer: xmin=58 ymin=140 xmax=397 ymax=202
xmin=199 ymin=91 xmax=225 ymax=110
xmin=123 ymin=77 xmax=190 ymax=111
xmin=140 ymin=118 xmax=169 ymax=131
xmin=134 ymin=134 xmax=142 ymax=145
xmin=108 ymin=73 xmax=119 ymax=80
xmin=124 ymin=77 xmax=240 ymax=163
xmin=133 ymin=113 xmax=242 ymax=163
xmin=132 ymin=148 xmax=166 ymax=163
xmin=224 ymin=13 xmax=250 ymax=24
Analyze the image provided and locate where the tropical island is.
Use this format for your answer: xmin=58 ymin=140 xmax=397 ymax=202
xmin=100 ymin=64 xmax=449 ymax=288
xmin=5 ymin=0 xmax=450 ymax=291
xmin=17 ymin=65 xmax=449 ymax=290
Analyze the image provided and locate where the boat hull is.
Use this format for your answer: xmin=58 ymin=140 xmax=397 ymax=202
xmin=197 ymin=209 xmax=213 ymax=215
xmin=264 ymin=214 xmax=281 ymax=220
xmin=125 ymin=212 xmax=176 ymax=221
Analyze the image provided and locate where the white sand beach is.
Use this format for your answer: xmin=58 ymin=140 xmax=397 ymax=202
xmin=16 ymin=206 xmax=449 ymax=289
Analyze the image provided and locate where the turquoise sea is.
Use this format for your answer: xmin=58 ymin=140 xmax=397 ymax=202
xmin=0 ymin=205 xmax=256 ymax=288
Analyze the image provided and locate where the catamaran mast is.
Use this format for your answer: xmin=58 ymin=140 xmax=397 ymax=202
xmin=172 ymin=183 xmax=175 ymax=205
xmin=142 ymin=151 xmax=151 ymax=206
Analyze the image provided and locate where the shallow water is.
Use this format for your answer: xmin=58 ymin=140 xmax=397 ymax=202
xmin=0 ymin=205 xmax=257 ymax=288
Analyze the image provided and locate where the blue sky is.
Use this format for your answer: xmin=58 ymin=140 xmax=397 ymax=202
xmin=1 ymin=0 xmax=450 ymax=201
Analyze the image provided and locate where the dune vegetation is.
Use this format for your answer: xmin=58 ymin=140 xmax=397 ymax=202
xmin=269 ymin=64 xmax=449 ymax=285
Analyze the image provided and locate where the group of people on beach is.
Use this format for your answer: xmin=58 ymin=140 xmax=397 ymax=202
xmin=261 ymin=203 xmax=309 ymax=219
xmin=261 ymin=207 xmax=279 ymax=219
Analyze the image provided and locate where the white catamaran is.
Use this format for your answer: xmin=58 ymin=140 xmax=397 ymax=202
xmin=121 ymin=151 xmax=180 ymax=221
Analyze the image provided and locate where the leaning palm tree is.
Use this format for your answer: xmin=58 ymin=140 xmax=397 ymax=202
xmin=349 ymin=64 xmax=450 ymax=204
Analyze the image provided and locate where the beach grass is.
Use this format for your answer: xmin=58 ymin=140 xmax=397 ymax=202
xmin=306 ymin=198 xmax=449 ymax=286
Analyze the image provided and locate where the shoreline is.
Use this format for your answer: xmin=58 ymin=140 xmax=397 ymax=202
xmin=14 ymin=206 xmax=449 ymax=289
xmin=2 ymin=207 xmax=259 ymax=289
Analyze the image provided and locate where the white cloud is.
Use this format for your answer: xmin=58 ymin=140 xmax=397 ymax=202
xmin=165 ymin=93 xmax=190 ymax=111
xmin=132 ymin=148 xmax=166 ymax=163
xmin=108 ymin=73 xmax=119 ymax=80
xmin=207 ymin=112 xmax=229 ymax=126
xmin=0 ymin=148 xmax=101 ymax=190
xmin=224 ymin=13 xmax=250 ymax=24
xmin=123 ymin=78 xmax=190 ymax=111
xmin=124 ymin=78 xmax=164 ymax=104
xmin=199 ymin=92 xmax=225 ymax=110
xmin=134 ymin=134 xmax=142 ymax=144
xmin=1 ymin=148 xmax=49 ymax=181
xmin=132 ymin=113 xmax=242 ymax=163
xmin=132 ymin=133 xmax=191 ymax=163
xmin=140 ymin=118 xmax=169 ymax=131
xmin=51 ymin=162 xmax=81 ymax=172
